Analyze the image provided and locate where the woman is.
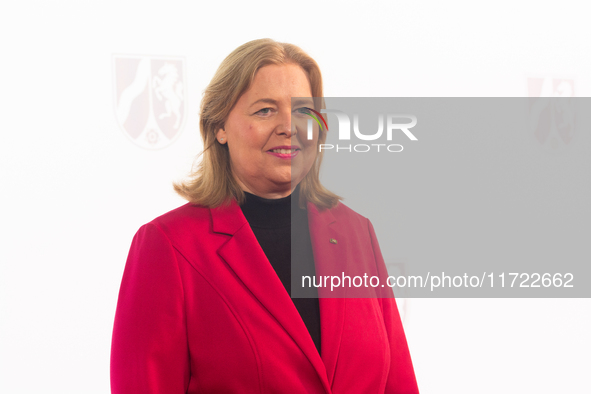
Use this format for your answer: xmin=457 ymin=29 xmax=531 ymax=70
xmin=111 ymin=38 xmax=419 ymax=393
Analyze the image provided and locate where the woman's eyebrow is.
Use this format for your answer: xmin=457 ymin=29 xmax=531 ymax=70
xmin=249 ymin=98 xmax=279 ymax=108
xmin=248 ymin=98 xmax=315 ymax=109
xmin=292 ymin=98 xmax=315 ymax=107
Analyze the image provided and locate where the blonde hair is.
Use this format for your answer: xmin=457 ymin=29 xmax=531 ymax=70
xmin=173 ymin=38 xmax=341 ymax=209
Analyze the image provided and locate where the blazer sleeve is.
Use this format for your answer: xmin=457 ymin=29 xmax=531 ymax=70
xmin=368 ymin=219 xmax=420 ymax=394
xmin=111 ymin=223 xmax=190 ymax=394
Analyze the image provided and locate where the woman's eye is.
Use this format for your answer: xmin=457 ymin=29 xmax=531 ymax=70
xmin=256 ymin=108 xmax=273 ymax=115
xmin=295 ymin=107 xmax=311 ymax=115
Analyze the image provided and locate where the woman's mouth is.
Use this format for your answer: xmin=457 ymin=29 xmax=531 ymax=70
xmin=267 ymin=147 xmax=300 ymax=159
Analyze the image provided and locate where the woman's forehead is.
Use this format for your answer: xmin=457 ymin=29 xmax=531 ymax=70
xmin=242 ymin=64 xmax=312 ymax=103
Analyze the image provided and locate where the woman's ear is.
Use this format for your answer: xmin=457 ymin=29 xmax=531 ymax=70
xmin=216 ymin=128 xmax=227 ymax=144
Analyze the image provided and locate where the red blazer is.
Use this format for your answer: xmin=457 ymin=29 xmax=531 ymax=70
xmin=111 ymin=199 xmax=419 ymax=393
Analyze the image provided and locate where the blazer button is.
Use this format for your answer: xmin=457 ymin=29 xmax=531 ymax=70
xmin=329 ymin=238 xmax=338 ymax=244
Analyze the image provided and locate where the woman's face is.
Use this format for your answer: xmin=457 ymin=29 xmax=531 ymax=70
xmin=217 ymin=63 xmax=319 ymax=199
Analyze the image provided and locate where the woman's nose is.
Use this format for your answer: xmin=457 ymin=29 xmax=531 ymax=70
xmin=276 ymin=109 xmax=295 ymax=137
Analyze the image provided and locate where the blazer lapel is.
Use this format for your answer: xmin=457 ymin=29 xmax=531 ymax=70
xmin=307 ymin=203 xmax=347 ymax=389
xmin=211 ymin=200 xmax=331 ymax=393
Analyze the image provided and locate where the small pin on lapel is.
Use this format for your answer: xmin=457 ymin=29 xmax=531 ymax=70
xmin=329 ymin=238 xmax=338 ymax=244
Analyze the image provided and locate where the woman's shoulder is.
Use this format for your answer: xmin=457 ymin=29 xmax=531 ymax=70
xmin=151 ymin=202 xmax=211 ymax=224
xmin=136 ymin=202 xmax=213 ymax=242
xmin=331 ymin=200 xmax=367 ymax=218
xmin=314 ymin=200 xmax=371 ymax=228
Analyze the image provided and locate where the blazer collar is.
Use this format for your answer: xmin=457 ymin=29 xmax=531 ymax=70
xmin=210 ymin=199 xmax=345 ymax=392
xmin=210 ymin=200 xmax=248 ymax=235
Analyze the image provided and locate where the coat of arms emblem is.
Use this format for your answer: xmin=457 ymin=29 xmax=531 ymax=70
xmin=113 ymin=55 xmax=186 ymax=149
xmin=527 ymin=77 xmax=575 ymax=151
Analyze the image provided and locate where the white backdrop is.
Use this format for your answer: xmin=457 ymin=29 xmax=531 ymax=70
xmin=1 ymin=0 xmax=590 ymax=393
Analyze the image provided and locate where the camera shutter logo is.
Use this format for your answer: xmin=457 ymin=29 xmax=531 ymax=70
xmin=113 ymin=55 xmax=186 ymax=149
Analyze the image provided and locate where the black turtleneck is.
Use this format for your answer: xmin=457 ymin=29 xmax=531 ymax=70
xmin=239 ymin=187 xmax=321 ymax=356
